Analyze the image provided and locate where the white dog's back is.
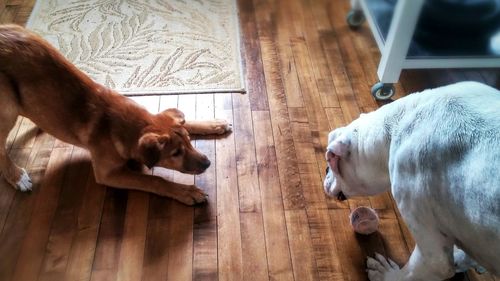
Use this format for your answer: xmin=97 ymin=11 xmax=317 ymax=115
xmin=389 ymin=81 xmax=500 ymax=274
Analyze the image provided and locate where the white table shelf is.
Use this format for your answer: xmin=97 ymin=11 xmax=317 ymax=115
xmin=348 ymin=0 xmax=500 ymax=99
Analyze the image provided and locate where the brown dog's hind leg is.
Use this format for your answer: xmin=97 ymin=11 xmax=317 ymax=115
xmin=184 ymin=120 xmax=232 ymax=135
xmin=0 ymin=74 xmax=32 ymax=191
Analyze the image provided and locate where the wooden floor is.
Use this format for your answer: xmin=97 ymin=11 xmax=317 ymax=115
xmin=1 ymin=0 xmax=499 ymax=280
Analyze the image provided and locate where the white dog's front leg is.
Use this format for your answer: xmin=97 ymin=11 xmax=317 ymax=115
xmin=367 ymin=253 xmax=402 ymax=281
xmin=367 ymin=245 xmax=455 ymax=281
xmin=453 ymin=247 xmax=486 ymax=274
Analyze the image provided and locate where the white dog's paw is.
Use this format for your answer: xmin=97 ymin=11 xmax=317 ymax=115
xmin=213 ymin=119 xmax=232 ymax=134
xmin=453 ymin=247 xmax=487 ymax=274
xmin=367 ymin=253 xmax=402 ymax=281
xmin=16 ymin=169 xmax=33 ymax=192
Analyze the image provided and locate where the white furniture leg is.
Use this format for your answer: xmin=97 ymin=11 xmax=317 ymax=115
xmin=377 ymin=0 xmax=425 ymax=84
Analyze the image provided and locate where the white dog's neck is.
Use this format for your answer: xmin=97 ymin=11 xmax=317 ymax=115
xmin=351 ymin=95 xmax=425 ymax=192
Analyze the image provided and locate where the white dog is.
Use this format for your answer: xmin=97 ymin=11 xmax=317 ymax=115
xmin=323 ymin=81 xmax=499 ymax=280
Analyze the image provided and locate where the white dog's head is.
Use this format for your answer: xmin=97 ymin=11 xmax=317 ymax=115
xmin=324 ymin=115 xmax=391 ymax=200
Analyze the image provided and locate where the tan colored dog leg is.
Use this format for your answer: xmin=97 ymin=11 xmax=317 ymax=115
xmin=95 ymin=167 xmax=207 ymax=205
xmin=0 ymin=75 xmax=32 ymax=191
xmin=91 ymin=151 xmax=207 ymax=205
xmin=184 ymin=120 xmax=232 ymax=135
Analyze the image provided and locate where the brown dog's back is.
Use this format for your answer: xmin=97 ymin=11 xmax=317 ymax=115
xmin=0 ymin=25 xmax=151 ymax=147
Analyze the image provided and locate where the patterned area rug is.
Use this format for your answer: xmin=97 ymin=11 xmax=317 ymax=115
xmin=27 ymin=0 xmax=244 ymax=95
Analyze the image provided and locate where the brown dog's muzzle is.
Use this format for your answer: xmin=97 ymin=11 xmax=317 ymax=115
xmin=199 ymin=157 xmax=211 ymax=170
xmin=184 ymin=153 xmax=211 ymax=174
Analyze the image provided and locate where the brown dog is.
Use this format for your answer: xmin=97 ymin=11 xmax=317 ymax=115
xmin=0 ymin=24 xmax=231 ymax=205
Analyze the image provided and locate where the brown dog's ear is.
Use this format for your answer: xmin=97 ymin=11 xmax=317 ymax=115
xmin=161 ymin=108 xmax=185 ymax=125
xmin=138 ymin=133 xmax=170 ymax=168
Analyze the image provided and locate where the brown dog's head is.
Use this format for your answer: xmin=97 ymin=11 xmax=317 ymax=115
xmin=137 ymin=108 xmax=210 ymax=174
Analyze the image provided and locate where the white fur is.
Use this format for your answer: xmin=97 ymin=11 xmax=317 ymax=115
xmin=324 ymin=81 xmax=500 ymax=280
xmin=16 ymin=168 xmax=32 ymax=192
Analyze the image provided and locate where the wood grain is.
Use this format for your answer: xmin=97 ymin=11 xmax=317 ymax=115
xmin=0 ymin=1 xmax=498 ymax=280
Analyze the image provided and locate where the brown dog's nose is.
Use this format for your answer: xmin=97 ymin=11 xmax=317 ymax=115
xmin=201 ymin=158 xmax=211 ymax=170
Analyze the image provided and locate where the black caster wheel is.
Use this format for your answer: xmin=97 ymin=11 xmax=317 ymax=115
xmin=371 ymin=82 xmax=395 ymax=101
xmin=346 ymin=10 xmax=365 ymax=29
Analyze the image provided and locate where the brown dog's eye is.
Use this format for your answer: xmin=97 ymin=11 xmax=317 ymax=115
xmin=171 ymin=149 xmax=182 ymax=157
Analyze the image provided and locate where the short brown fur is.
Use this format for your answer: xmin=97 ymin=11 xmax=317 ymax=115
xmin=0 ymin=24 xmax=231 ymax=205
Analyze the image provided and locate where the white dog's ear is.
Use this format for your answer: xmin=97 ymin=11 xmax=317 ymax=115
xmin=325 ymin=150 xmax=339 ymax=174
xmin=326 ymin=134 xmax=351 ymax=175
xmin=329 ymin=135 xmax=350 ymax=157
xmin=332 ymin=139 xmax=351 ymax=157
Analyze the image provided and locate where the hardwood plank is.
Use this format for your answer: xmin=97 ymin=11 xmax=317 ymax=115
xmin=193 ymin=218 xmax=218 ymax=281
xmin=288 ymin=107 xmax=316 ymax=165
xmin=320 ymin=30 xmax=361 ymax=123
xmin=252 ymin=110 xmax=294 ymax=281
xmin=38 ymin=147 xmax=92 ymax=281
xmin=298 ymin=163 xmax=326 ymax=209
xmin=306 ymin=207 xmax=345 ymax=281
xmin=192 ymin=94 xmax=219 ymax=281
xmin=10 ymin=147 xmax=73 ymax=281
xmin=459 ymin=69 xmax=487 ymax=83
xmin=298 ymin=163 xmax=345 ymax=280
xmin=113 ymin=94 xmax=159 ymax=281
xmin=6 ymin=0 xmax=23 ymax=5
xmin=375 ymin=209 xmax=411 ymax=267
xmin=141 ymin=95 xmax=178 ymax=281
xmin=328 ymin=208 xmax=367 ymax=281
xmin=296 ymin=0 xmax=340 ymax=108
xmin=290 ymin=37 xmax=331 ymax=135
xmin=322 ymin=0 xmax=368 ymax=119
xmin=64 ymin=165 xmax=107 ymax=281
xmin=90 ymin=189 xmax=128 ymax=281
xmin=237 ymin=0 xmax=269 ymax=111
xmin=232 ymin=92 xmax=270 ymax=280
xmin=0 ymin=132 xmax=55 ymax=281
xmin=285 ymin=209 xmax=319 ymax=281
xmin=28 ymin=132 xmax=56 ymax=170
xmin=215 ymin=94 xmax=243 ymax=281
xmin=267 ymin=0 xmax=305 ymax=108
xmin=141 ymin=194 xmax=171 ymax=281
xmin=0 ymin=4 xmax=17 ymax=24
xmin=116 ymin=192 xmax=149 ymax=281
xmin=129 ymin=96 xmax=160 ymax=114
xmin=165 ymin=95 xmax=196 ymax=281
xmin=0 ymin=149 xmax=29 ymax=235
xmin=480 ymin=70 xmax=500 ymax=88
xmin=11 ymin=117 xmax=38 ymax=149
xmin=14 ymin=0 xmax=35 ymax=25
xmin=256 ymin=34 xmax=305 ymax=210
xmin=399 ymin=70 xmax=433 ymax=94
xmin=251 ymin=0 xmax=305 ymax=108
xmin=289 ymin=37 xmax=335 ymax=184
xmin=6 ymin=117 xmax=22 ymax=150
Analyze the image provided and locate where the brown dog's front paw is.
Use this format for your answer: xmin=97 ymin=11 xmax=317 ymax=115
xmin=213 ymin=119 xmax=232 ymax=134
xmin=179 ymin=186 xmax=208 ymax=205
